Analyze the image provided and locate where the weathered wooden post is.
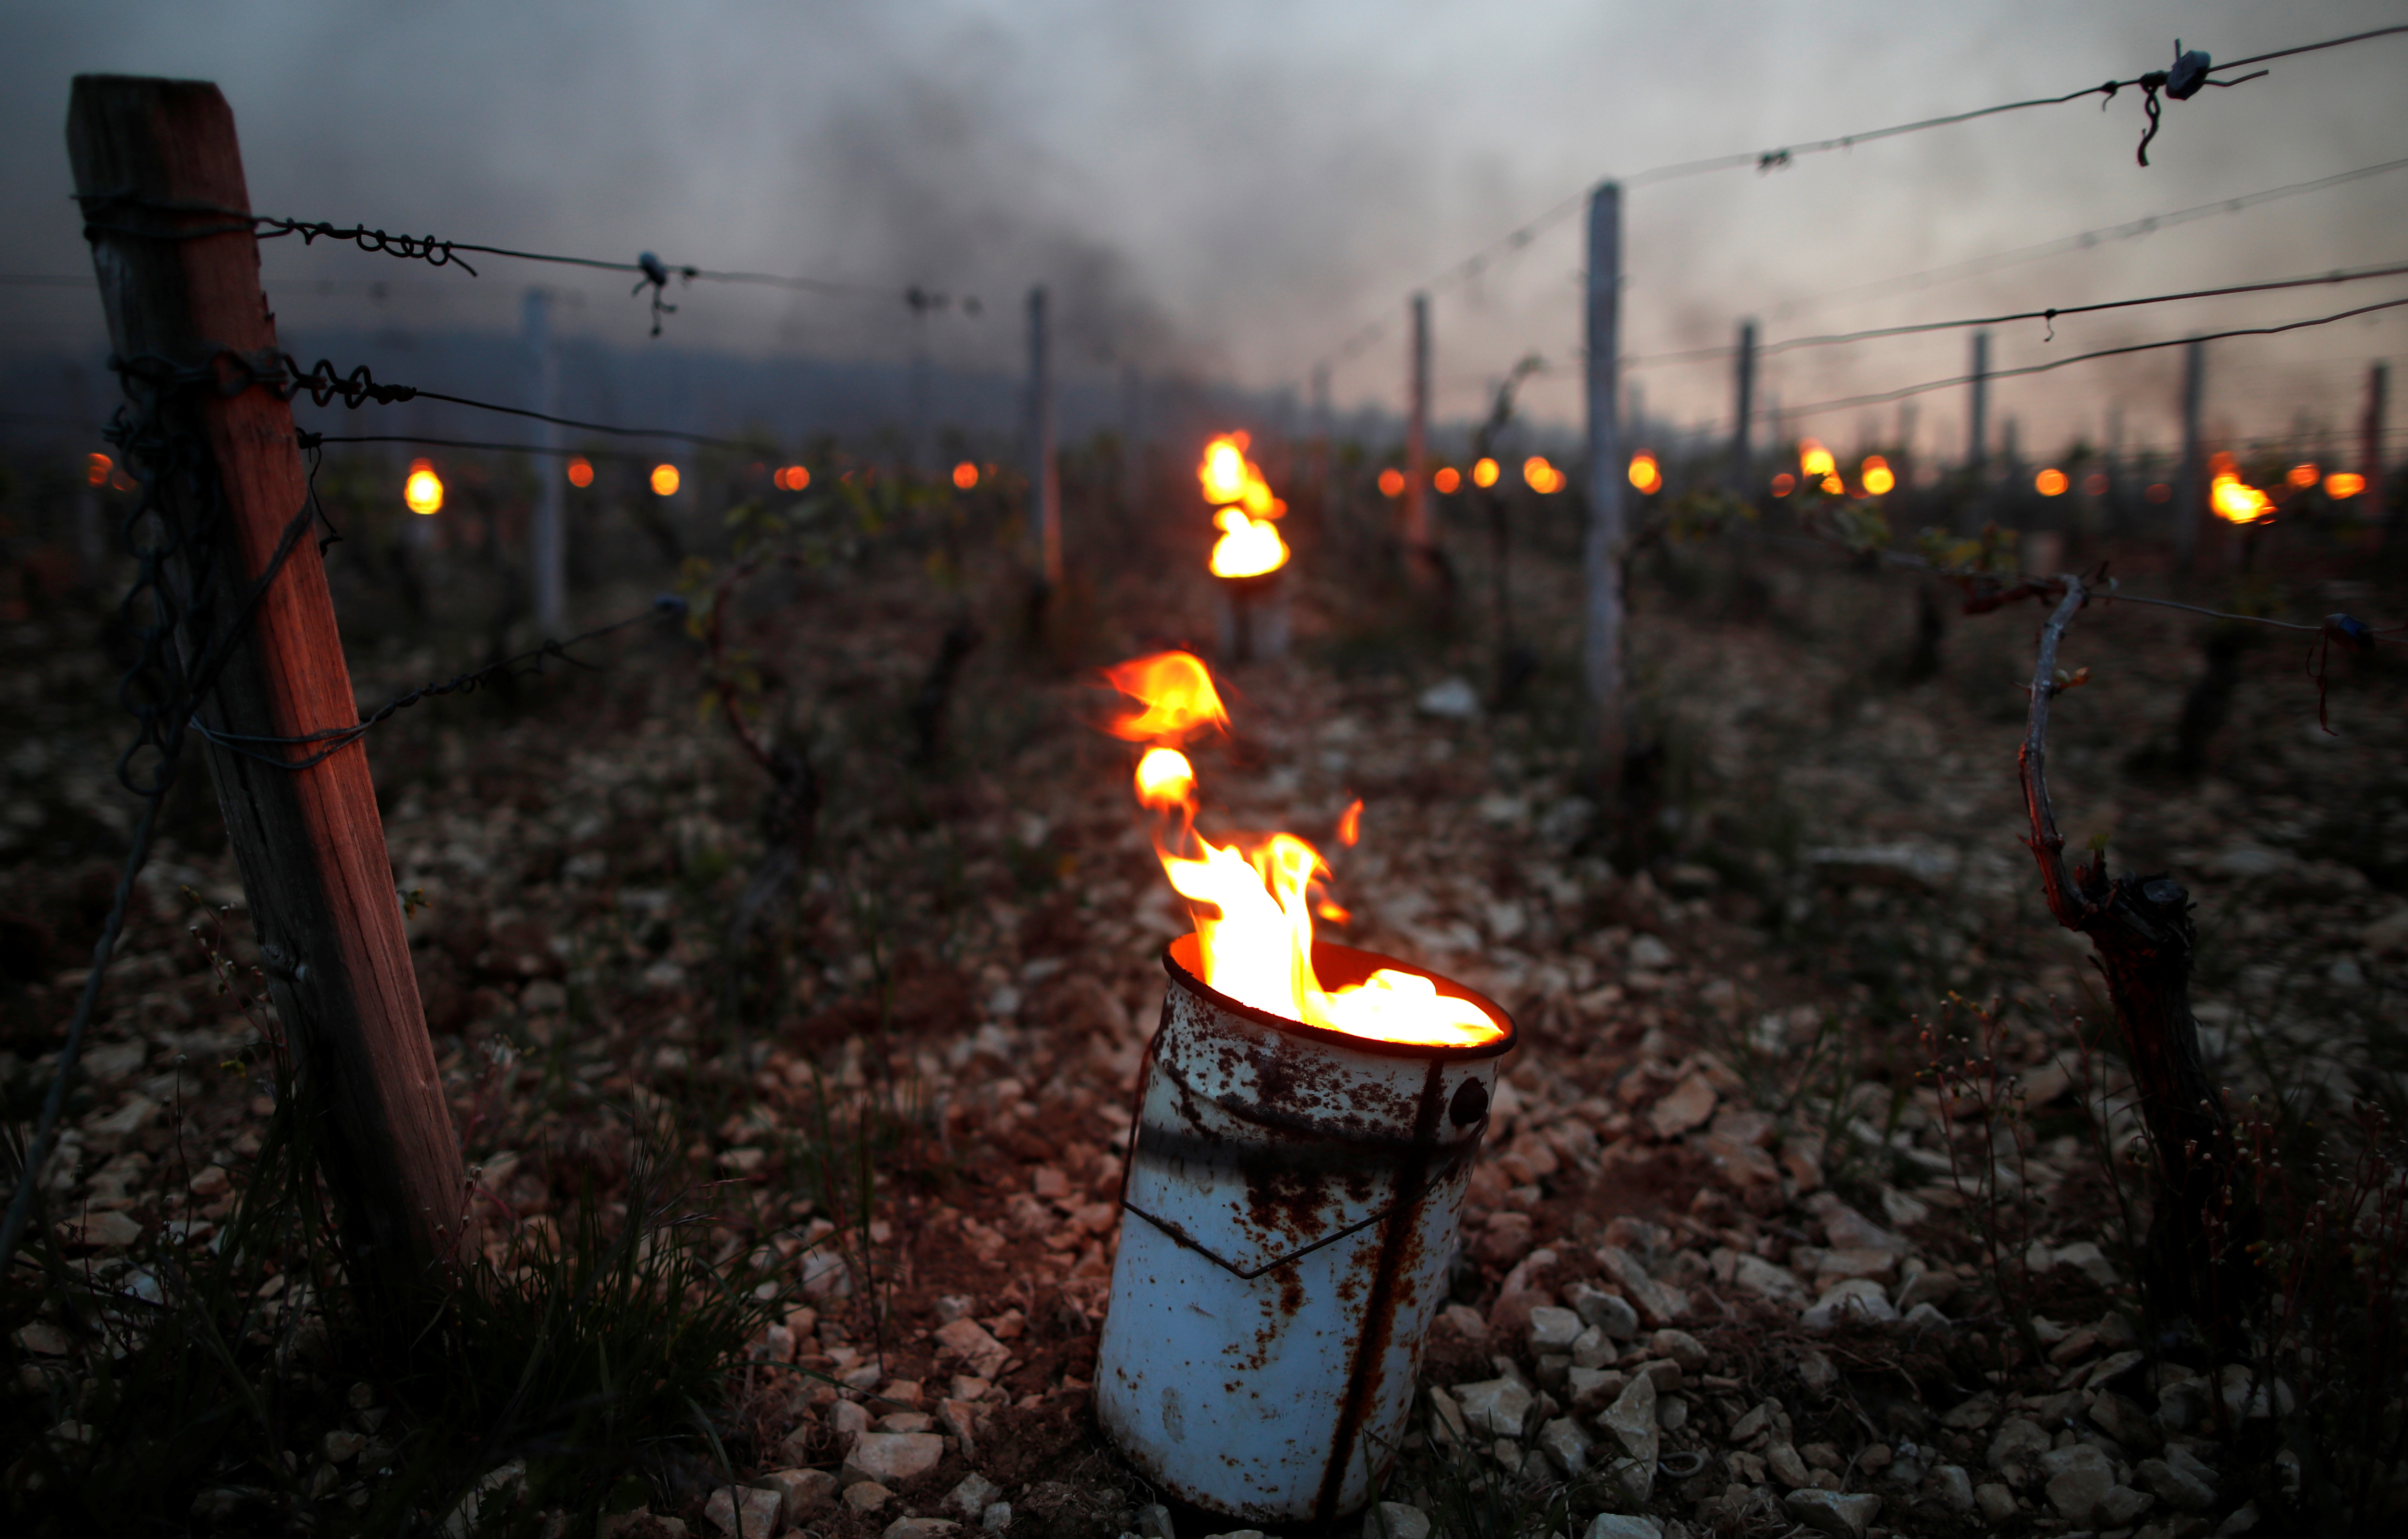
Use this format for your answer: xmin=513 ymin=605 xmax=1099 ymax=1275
xmin=1028 ymin=286 xmax=1062 ymax=588
xmin=68 ymin=75 xmax=467 ymax=1297
xmin=523 ymin=287 xmax=567 ymax=632
xmin=1583 ymin=182 xmax=1627 ymax=773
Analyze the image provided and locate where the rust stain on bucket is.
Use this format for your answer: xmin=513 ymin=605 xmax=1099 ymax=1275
xmin=1095 ymin=935 xmax=1514 ymax=1523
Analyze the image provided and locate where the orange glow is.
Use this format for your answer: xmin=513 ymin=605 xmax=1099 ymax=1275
xmin=2083 ymin=472 xmax=2109 ymax=496
xmin=85 ymin=453 xmax=110 ymax=488
xmin=404 ymin=459 xmax=443 ymax=516
xmin=2327 ymin=471 xmax=2368 ymax=498
xmin=1433 ymin=466 xmax=1461 ymax=494
xmin=2288 ymin=463 xmax=2320 ymax=488
xmin=1819 ymin=474 xmax=1843 ymax=495
xmin=1210 ymin=506 xmax=1291 ymax=578
xmin=2212 ymin=472 xmax=2271 ymax=524
xmin=1134 ymin=746 xmax=1197 ymax=813
xmin=1628 ymin=453 xmax=1661 ymax=494
xmin=1862 ymin=455 xmax=1895 ymax=496
xmin=2145 ymin=483 xmax=2172 ymax=503
xmin=1105 ymin=652 xmax=1503 ymax=1047
xmin=1523 ymin=456 xmax=1563 ymax=493
xmin=1201 ymin=437 xmax=1249 ymax=505
xmin=1799 ymin=440 xmax=1835 ymax=478
xmin=567 ymin=456 xmax=595 ymax=488
xmin=1104 ymin=651 xmax=1229 ymax=742
xmin=1471 ymin=457 xmax=1500 ymax=489
xmin=944 ymin=461 xmax=972 ymax=490
xmin=1377 ymin=466 xmax=1406 ymax=498
xmin=1336 ymin=798 xmax=1362 ymax=847
xmin=1770 ymin=472 xmax=1796 ymax=497
xmin=773 ymin=464 xmax=812 ymax=491
xmin=2035 ymin=468 xmax=2069 ymax=497
xmin=650 ymin=463 xmax=681 ymax=497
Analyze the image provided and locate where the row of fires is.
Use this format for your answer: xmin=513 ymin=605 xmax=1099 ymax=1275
xmin=81 ymin=434 xmax=2356 ymax=533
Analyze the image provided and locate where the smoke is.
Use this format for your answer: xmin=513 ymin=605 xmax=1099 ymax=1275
xmin=0 ymin=0 xmax=2401 ymax=454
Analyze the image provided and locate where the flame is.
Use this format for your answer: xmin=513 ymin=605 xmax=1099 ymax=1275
xmin=2212 ymin=473 xmax=2271 ymax=524
xmin=650 ymin=463 xmax=681 ymax=497
xmin=567 ymin=456 xmax=595 ymax=488
xmin=2035 ymin=468 xmax=2069 ymax=497
xmin=1200 ymin=433 xmax=1290 ymax=577
xmin=1336 ymin=798 xmax=1362 ymax=846
xmin=774 ymin=464 xmax=812 ymax=491
xmin=1472 ymin=457 xmax=1500 ymax=488
xmin=2327 ymin=471 xmax=2367 ymax=498
xmin=1770 ymin=472 xmax=1795 ymax=496
xmin=1862 ymin=455 xmax=1895 ymax=496
xmin=952 ymin=461 xmax=977 ymax=490
xmin=1819 ymin=474 xmax=1843 ymax=495
xmin=1628 ymin=453 xmax=1661 ymax=494
xmin=404 ymin=459 xmax=444 ymax=516
xmin=86 ymin=453 xmax=111 ymax=488
xmin=1104 ymin=652 xmax=1502 ymax=1048
xmin=2287 ymin=463 xmax=2319 ymax=488
xmin=1378 ymin=467 xmax=1405 ymax=497
xmin=1433 ymin=466 xmax=1461 ymax=494
xmin=1104 ymin=651 xmax=1228 ymax=741
xmin=1522 ymin=456 xmax=1563 ymax=493
xmin=1211 ymin=507 xmax=1291 ymax=578
xmin=1201 ymin=437 xmax=1250 ymax=505
xmin=1799 ymin=440 xmax=1835 ymax=478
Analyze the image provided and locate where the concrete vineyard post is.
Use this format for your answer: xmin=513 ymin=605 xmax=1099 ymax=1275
xmin=1028 ymin=286 xmax=1062 ymax=587
xmin=1583 ymin=181 xmax=1627 ymax=772
xmin=524 ymin=286 xmax=567 ymax=632
xmin=1405 ymin=291 xmax=1431 ymax=554
xmin=67 ymin=74 xmax=468 ymax=1297
xmin=2177 ymin=337 xmax=2205 ymax=569
xmin=1729 ymin=317 xmax=1756 ymax=495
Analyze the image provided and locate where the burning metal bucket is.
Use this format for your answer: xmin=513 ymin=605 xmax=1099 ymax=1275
xmin=1097 ymin=934 xmax=1515 ymax=1523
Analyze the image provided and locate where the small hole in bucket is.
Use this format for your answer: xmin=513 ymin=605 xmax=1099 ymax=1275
xmin=1449 ymin=1079 xmax=1488 ymax=1127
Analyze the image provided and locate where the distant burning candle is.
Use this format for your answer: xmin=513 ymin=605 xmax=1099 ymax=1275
xmin=1093 ymin=652 xmax=1512 ymax=1522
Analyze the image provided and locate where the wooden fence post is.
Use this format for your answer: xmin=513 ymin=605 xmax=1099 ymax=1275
xmin=68 ymin=74 xmax=467 ymax=1297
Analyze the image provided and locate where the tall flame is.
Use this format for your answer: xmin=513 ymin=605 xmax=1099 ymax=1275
xmin=1105 ymin=652 xmax=1502 ymax=1047
xmin=1199 ymin=432 xmax=1290 ymax=577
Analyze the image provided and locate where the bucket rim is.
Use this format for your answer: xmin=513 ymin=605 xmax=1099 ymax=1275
xmin=1161 ymin=934 xmax=1517 ymax=1062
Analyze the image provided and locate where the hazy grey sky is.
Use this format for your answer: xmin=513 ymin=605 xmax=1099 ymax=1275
xmin=7 ymin=0 xmax=2405 ymax=456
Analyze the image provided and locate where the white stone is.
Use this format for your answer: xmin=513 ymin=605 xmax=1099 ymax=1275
xmin=1598 ymin=1370 xmax=1658 ymax=1501
xmin=1453 ymin=1377 xmax=1533 ymax=1437
xmin=1928 ymin=1464 xmax=1975 ymax=1512
xmin=1800 ymin=1277 xmax=1896 ymax=1330
xmin=1732 ymin=1253 xmax=1806 ymax=1304
xmin=982 ymin=1503 xmax=1012 ymax=1532
xmin=1360 ymin=1502 xmax=1431 ymax=1539
xmin=762 ymin=1468 xmax=837 ymax=1523
xmin=1974 ymin=1483 xmax=2019 ymax=1524
xmin=1781 ymin=1489 xmax=1880 ymax=1538
xmin=1581 ymin=1516 xmax=1663 ymax=1539
xmin=841 ymin=1432 xmax=944 ymax=1488
xmin=933 ymin=1317 xmax=1010 ymax=1380
xmin=2039 ymin=1443 xmax=2114 ymax=1522
xmin=945 ymin=1474 xmax=1002 ymax=1520
xmin=705 ymin=1486 xmax=782 ymax=1538
xmin=883 ymin=1521 xmax=961 ymax=1539
xmin=1527 ymin=1305 xmax=1584 ymax=1352
xmin=2136 ymin=1457 xmax=2215 ymax=1512
xmin=1416 ymin=678 xmax=1480 ymax=720
xmin=1567 ymin=1283 xmax=1640 ymax=1339
xmin=1535 ymin=1415 xmax=1595 ymax=1476
xmin=1987 ymin=1418 xmax=2050 ymax=1473
xmin=2097 ymin=1484 xmax=2155 ymax=1525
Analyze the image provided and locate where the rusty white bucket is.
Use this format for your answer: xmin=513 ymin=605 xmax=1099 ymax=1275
xmin=1096 ymin=934 xmax=1515 ymax=1523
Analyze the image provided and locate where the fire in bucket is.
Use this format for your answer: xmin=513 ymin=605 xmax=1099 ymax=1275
xmin=1092 ymin=650 xmax=1513 ymax=1522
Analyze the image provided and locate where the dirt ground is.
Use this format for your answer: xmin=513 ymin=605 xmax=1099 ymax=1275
xmin=5 ymin=491 xmax=2406 ymax=1537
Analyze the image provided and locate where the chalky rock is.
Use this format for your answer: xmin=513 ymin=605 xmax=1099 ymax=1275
xmin=1360 ymin=1502 xmax=1431 ymax=1539
xmin=2137 ymin=1457 xmax=2216 ymax=1512
xmin=1454 ymin=1377 xmax=1534 ymax=1437
xmin=841 ymin=1433 xmax=944 ymax=1488
xmin=1781 ymin=1489 xmax=1880 ymax=1539
xmin=1581 ymin=1516 xmax=1663 ymax=1539
xmin=1599 ymin=1372 xmax=1659 ymax=1501
xmin=945 ymin=1475 xmax=1002 ymax=1520
xmin=1801 ymin=1278 xmax=1896 ymax=1330
xmin=1535 ymin=1416 xmax=1595 ymax=1477
xmin=882 ymin=1521 xmax=961 ymax=1539
xmin=1928 ymin=1464 xmax=1975 ymax=1513
xmin=1567 ymin=1282 xmax=1641 ymax=1339
xmin=1732 ymin=1253 xmax=1806 ymax=1304
xmin=763 ymin=1469 xmax=838 ymax=1523
xmin=704 ymin=1485 xmax=782 ymax=1538
xmin=2038 ymin=1444 xmax=2114 ymax=1523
